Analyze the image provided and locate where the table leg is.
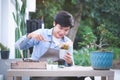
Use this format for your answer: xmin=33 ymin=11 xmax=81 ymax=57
xmin=101 ymin=76 xmax=106 ymax=80
xmin=101 ymin=75 xmax=114 ymax=80
xmin=16 ymin=77 xmax=22 ymax=80
xmin=108 ymin=75 xmax=114 ymax=80
xmin=7 ymin=76 xmax=13 ymax=80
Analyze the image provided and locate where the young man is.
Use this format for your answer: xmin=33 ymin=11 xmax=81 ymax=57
xmin=15 ymin=10 xmax=74 ymax=65
xmin=15 ymin=11 xmax=76 ymax=80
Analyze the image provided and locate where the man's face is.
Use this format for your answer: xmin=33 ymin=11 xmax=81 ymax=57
xmin=53 ymin=24 xmax=70 ymax=38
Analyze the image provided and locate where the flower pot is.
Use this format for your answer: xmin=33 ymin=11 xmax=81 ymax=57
xmin=1 ymin=51 xmax=10 ymax=59
xmin=90 ymin=51 xmax=113 ymax=70
xmin=59 ymin=49 xmax=67 ymax=59
xmin=58 ymin=49 xmax=67 ymax=67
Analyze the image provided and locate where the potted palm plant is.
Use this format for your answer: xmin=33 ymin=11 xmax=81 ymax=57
xmin=0 ymin=43 xmax=10 ymax=59
xmin=90 ymin=24 xmax=114 ymax=70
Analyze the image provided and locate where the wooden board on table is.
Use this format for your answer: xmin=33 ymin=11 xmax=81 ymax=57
xmin=11 ymin=61 xmax=47 ymax=69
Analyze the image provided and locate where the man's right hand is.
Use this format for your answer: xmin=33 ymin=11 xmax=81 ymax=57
xmin=27 ymin=32 xmax=45 ymax=41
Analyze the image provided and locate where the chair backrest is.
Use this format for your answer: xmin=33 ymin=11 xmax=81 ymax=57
xmin=26 ymin=19 xmax=43 ymax=54
xmin=27 ymin=19 xmax=42 ymax=33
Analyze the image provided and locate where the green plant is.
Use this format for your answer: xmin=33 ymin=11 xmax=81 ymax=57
xmin=13 ymin=0 xmax=26 ymax=39
xmin=13 ymin=0 xmax=27 ymax=58
xmin=94 ymin=24 xmax=116 ymax=51
xmin=78 ymin=26 xmax=97 ymax=49
xmin=73 ymin=47 xmax=91 ymax=66
xmin=107 ymin=47 xmax=120 ymax=59
xmin=0 ymin=43 xmax=9 ymax=51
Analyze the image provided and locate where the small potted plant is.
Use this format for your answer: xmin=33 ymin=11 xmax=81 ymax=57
xmin=0 ymin=43 xmax=10 ymax=59
xmin=90 ymin=24 xmax=114 ymax=70
xmin=58 ymin=42 xmax=71 ymax=67
xmin=59 ymin=43 xmax=69 ymax=59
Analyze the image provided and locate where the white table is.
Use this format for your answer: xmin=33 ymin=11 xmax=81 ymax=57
xmin=7 ymin=66 xmax=114 ymax=80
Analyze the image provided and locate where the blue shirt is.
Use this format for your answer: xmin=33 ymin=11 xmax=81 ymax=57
xmin=15 ymin=28 xmax=74 ymax=63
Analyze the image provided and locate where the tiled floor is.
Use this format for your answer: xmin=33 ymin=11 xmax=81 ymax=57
xmin=85 ymin=69 xmax=120 ymax=80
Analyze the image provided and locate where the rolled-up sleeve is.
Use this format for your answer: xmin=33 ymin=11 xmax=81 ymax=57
xmin=15 ymin=35 xmax=38 ymax=50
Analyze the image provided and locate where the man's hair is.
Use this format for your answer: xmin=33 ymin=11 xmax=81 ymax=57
xmin=54 ymin=11 xmax=74 ymax=28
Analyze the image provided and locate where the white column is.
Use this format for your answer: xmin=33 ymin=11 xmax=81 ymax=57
xmin=1 ymin=0 xmax=9 ymax=45
xmin=0 ymin=0 xmax=1 ymax=42
xmin=1 ymin=0 xmax=15 ymax=59
xmin=8 ymin=0 xmax=15 ymax=59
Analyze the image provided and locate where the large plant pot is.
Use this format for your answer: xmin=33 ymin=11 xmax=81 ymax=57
xmin=90 ymin=51 xmax=113 ymax=70
xmin=1 ymin=51 xmax=10 ymax=59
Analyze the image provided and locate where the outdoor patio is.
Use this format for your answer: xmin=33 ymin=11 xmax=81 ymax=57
xmin=0 ymin=0 xmax=120 ymax=80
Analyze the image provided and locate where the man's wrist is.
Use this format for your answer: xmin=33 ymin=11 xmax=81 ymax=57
xmin=67 ymin=62 xmax=73 ymax=66
xmin=26 ymin=33 xmax=31 ymax=39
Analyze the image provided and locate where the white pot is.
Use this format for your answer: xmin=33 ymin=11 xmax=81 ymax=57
xmin=59 ymin=49 xmax=67 ymax=59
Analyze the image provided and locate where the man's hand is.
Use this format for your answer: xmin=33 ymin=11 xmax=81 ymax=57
xmin=64 ymin=52 xmax=73 ymax=65
xmin=27 ymin=32 xmax=45 ymax=41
